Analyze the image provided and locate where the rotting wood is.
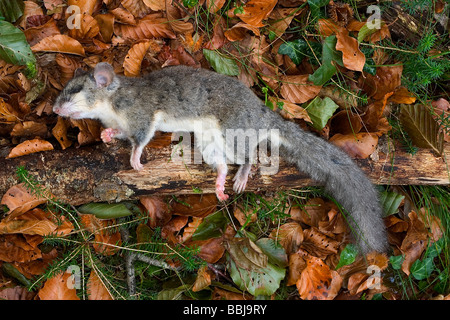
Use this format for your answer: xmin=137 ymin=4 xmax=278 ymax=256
xmin=0 ymin=139 xmax=448 ymax=206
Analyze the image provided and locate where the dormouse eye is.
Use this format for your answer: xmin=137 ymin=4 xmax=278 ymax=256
xmin=66 ymin=85 xmax=83 ymax=95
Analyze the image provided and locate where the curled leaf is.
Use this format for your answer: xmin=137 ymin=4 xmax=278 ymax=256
xmin=7 ymin=139 xmax=54 ymax=159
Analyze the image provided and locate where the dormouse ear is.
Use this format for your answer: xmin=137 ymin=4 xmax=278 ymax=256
xmin=94 ymin=62 xmax=115 ymax=88
xmin=74 ymin=68 xmax=86 ymax=77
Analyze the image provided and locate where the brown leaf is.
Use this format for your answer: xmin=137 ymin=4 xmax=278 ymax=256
xmin=24 ymin=18 xmax=61 ymax=47
xmin=0 ymin=286 xmax=36 ymax=300
xmin=55 ymin=53 xmax=84 ymax=85
xmin=6 ymin=138 xmax=54 ymax=159
xmin=388 ymin=86 xmax=416 ymax=105
xmin=203 ymin=16 xmax=226 ymax=50
xmin=233 ymin=206 xmax=257 ymax=226
xmin=38 ymin=271 xmax=80 ymax=300
xmin=0 ymin=234 xmax=42 ymax=262
xmin=80 ymin=214 xmax=122 ymax=256
xmin=1 ymin=184 xmax=47 ymax=221
xmin=68 ymin=14 xmax=100 ymax=39
xmin=287 ymin=251 xmax=307 ymax=286
xmin=114 ymin=14 xmax=176 ymax=40
xmin=110 ymin=7 xmax=136 ymax=25
xmin=359 ymin=64 xmax=403 ymax=100
xmin=87 ymin=270 xmax=113 ymax=300
xmin=67 ymin=0 xmax=99 ymax=15
xmin=52 ymin=117 xmax=73 ymax=150
xmin=170 ymin=194 xmax=218 ymax=218
xmin=267 ymin=7 xmax=302 ymax=38
xmin=280 ymin=75 xmax=322 ymax=104
xmin=330 ymin=110 xmax=363 ymax=135
xmin=335 ymin=29 xmax=365 ymax=72
xmin=301 ymin=227 xmax=340 ymax=258
xmin=94 ymin=13 xmax=115 ymax=42
xmin=18 ymin=1 xmax=44 ymax=29
xmin=31 ymin=34 xmax=86 ymax=56
xmin=236 ymin=0 xmax=277 ymax=28
xmin=165 ymin=0 xmax=194 ymax=34
xmin=289 ymin=198 xmax=328 ymax=226
xmin=139 ymin=195 xmax=171 ymax=228
xmin=329 ymin=132 xmax=378 ymax=159
xmin=206 ymin=0 xmax=226 ymax=13
xmin=69 ymin=119 xmax=102 ymax=146
xmin=296 ymin=256 xmax=342 ymax=300
xmin=270 ymin=222 xmax=303 ymax=254
xmin=143 ymin=0 xmax=166 ymax=11
xmin=10 ymin=121 xmax=47 ymax=138
xmin=317 ymin=19 xmax=345 ymax=37
xmin=0 ymin=219 xmax=57 ymax=236
xmin=400 ymin=211 xmax=429 ymax=275
xmin=224 ymin=22 xmax=260 ymax=42
xmin=124 ymin=41 xmax=152 ymax=77
xmin=122 ymin=0 xmax=152 ymax=18
xmin=192 ymin=265 xmax=213 ymax=292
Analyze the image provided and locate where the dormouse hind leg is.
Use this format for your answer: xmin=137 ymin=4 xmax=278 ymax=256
xmin=130 ymin=127 xmax=156 ymax=171
xmin=232 ymin=163 xmax=252 ymax=194
xmin=215 ymin=163 xmax=229 ymax=201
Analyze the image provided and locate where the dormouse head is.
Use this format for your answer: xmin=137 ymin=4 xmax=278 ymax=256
xmin=53 ymin=62 xmax=118 ymax=119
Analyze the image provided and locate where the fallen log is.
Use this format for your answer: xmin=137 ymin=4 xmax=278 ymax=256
xmin=0 ymin=136 xmax=448 ymax=206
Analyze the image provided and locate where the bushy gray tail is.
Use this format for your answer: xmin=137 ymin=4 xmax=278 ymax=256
xmin=275 ymin=118 xmax=388 ymax=254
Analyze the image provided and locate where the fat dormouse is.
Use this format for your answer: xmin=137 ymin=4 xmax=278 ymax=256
xmin=53 ymin=62 xmax=388 ymax=254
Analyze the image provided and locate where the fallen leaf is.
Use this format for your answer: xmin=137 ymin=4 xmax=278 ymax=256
xmin=124 ymin=41 xmax=152 ymax=77
xmin=335 ymin=29 xmax=365 ymax=72
xmin=192 ymin=265 xmax=213 ymax=292
xmin=280 ymin=74 xmax=322 ymax=104
xmin=87 ymin=270 xmax=113 ymax=300
xmin=329 ymin=132 xmax=379 ymax=159
xmin=301 ymin=227 xmax=340 ymax=259
xmin=24 ymin=18 xmax=61 ymax=46
xmin=67 ymin=0 xmax=98 ymax=15
xmin=38 ymin=271 xmax=80 ymax=300
xmin=140 ymin=196 xmax=171 ymax=228
xmin=10 ymin=121 xmax=47 ymax=138
xmin=296 ymin=256 xmax=342 ymax=300
xmin=270 ymin=222 xmax=303 ymax=254
xmin=114 ymin=14 xmax=176 ymax=40
xmin=317 ymin=19 xmax=345 ymax=37
xmin=359 ymin=64 xmax=403 ymax=100
xmin=236 ymin=0 xmax=277 ymax=28
xmin=143 ymin=0 xmax=165 ymax=11
xmin=7 ymin=138 xmax=54 ymax=159
xmin=170 ymin=194 xmax=218 ymax=218
xmin=110 ymin=7 xmax=136 ymax=25
xmin=0 ymin=234 xmax=42 ymax=262
xmin=52 ymin=117 xmax=73 ymax=150
xmin=224 ymin=22 xmax=260 ymax=41
xmin=0 ymin=286 xmax=36 ymax=300
xmin=31 ymin=34 xmax=86 ymax=56
xmin=1 ymin=184 xmax=47 ymax=221
xmin=165 ymin=0 xmax=194 ymax=34
xmin=68 ymin=14 xmax=99 ymax=40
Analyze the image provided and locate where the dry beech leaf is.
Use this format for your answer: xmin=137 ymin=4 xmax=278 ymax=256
xmin=0 ymin=218 xmax=57 ymax=236
xmin=400 ymin=210 xmax=428 ymax=276
xmin=143 ymin=0 xmax=166 ymax=11
xmin=161 ymin=216 xmax=188 ymax=244
xmin=1 ymin=184 xmax=47 ymax=221
xmin=122 ymin=0 xmax=152 ymax=18
xmin=206 ymin=0 xmax=226 ymax=13
xmin=0 ymin=234 xmax=42 ymax=262
xmin=359 ymin=64 xmax=403 ymax=100
xmin=124 ymin=41 xmax=152 ymax=77
xmin=165 ymin=0 xmax=194 ymax=34
xmin=170 ymin=194 xmax=218 ymax=218
xmin=68 ymin=14 xmax=100 ymax=39
xmin=233 ymin=206 xmax=257 ymax=226
xmin=87 ymin=270 xmax=113 ymax=300
xmin=236 ymin=0 xmax=278 ymax=28
xmin=280 ymin=75 xmax=322 ymax=104
xmin=80 ymin=214 xmax=122 ymax=256
xmin=224 ymin=22 xmax=260 ymax=42
xmin=0 ymin=286 xmax=36 ymax=300
xmin=19 ymin=1 xmax=44 ymax=29
xmin=296 ymin=256 xmax=342 ymax=300
xmin=24 ymin=18 xmax=61 ymax=47
xmin=110 ymin=7 xmax=136 ymax=25
xmin=301 ymin=227 xmax=340 ymax=258
xmin=6 ymin=139 xmax=54 ymax=159
xmin=69 ymin=119 xmax=101 ymax=146
xmin=289 ymin=198 xmax=328 ymax=226
xmin=0 ymin=98 xmax=19 ymax=122
xmin=329 ymin=132 xmax=378 ymax=159
xmin=180 ymin=217 xmax=203 ymax=243
xmin=114 ymin=14 xmax=176 ymax=40
xmin=268 ymin=7 xmax=302 ymax=38
xmin=269 ymin=96 xmax=312 ymax=122
xmin=317 ymin=19 xmax=345 ymax=37
xmin=330 ymin=110 xmax=363 ymax=135
xmin=139 ymin=195 xmax=171 ymax=228
xmin=204 ymin=16 xmax=226 ymax=50
xmin=389 ymin=86 xmax=416 ymax=105
xmin=51 ymin=117 xmax=72 ymax=150
xmin=10 ymin=121 xmax=47 ymax=138
xmin=192 ymin=265 xmax=213 ymax=292
xmin=67 ymin=0 xmax=98 ymax=15
xmin=335 ymin=30 xmax=365 ymax=72
xmin=270 ymin=222 xmax=303 ymax=254
xmin=55 ymin=53 xmax=84 ymax=85
xmin=38 ymin=271 xmax=80 ymax=300
xmin=287 ymin=251 xmax=307 ymax=286
xmin=94 ymin=13 xmax=115 ymax=42
xmin=31 ymin=34 xmax=86 ymax=56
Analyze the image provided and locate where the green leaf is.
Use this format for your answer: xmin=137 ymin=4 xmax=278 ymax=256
xmin=335 ymin=244 xmax=358 ymax=269
xmin=305 ymin=96 xmax=339 ymax=130
xmin=191 ymin=210 xmax=228 ymax=241
xmin=389 ymin=255 xmax=404 ymax=270
xmin=308 ymin=35 xmax=342 ymax=86
xmin=203 ymin=49 xmax=239 ymax=76
xmin=357 ymin=21 xmax=379 ymax=43
xmin=379 ymin=190 xmax=405 ymax=217
xmin=0 ymin=0 xmax=24 ymax=23
xmin=182 ymin=0 xmax=198 ymax=8
xmin=255 ymin=238 xmax=288 ymax=268
xmin=77 ymin=202 xmax=137 ymax=219
xmin=410 ymin=257 xmax=435 ymax=280
xmin=227 ymin=238 xmax=285 ymax=296
xmin=425 ymin=237 xmax=444 ymax=259
xmin=278 ymin=39 xmax=321 ymax=65
xmin=307 ymin=0 xmax=330 ymax=17
xmin=0 ymin=20 xmax=36 ymax=71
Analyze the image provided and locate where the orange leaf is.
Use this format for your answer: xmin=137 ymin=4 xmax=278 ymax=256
xmin=317 ymin=19 xmax=345 ymax=37
xmin=10 ymin=121 xmax=47 ymax=138
xmin=296 ymin=256 xmax=342 ymax=300
xmin=94 ymin=13 xmax=115 ymax=42
xmin=52 ymin=117 xmax=73 ymax=150
xmin=206 ymin=0 xmax=226 ymax=13
xmin=110 ymin=7 xmax=136 ymax=25
xmin=0 ymin=97 xmax=18 ymax=123
xmin=124 ymin=41 xmax=152 ymax=77
xmin=359 ymin=64 xmax=403 ymax=100
xmin=38 ymin=271 xmax=80 ymax=300
xmin=87 ymin=270 xmax=113 ymax=300
xmin=170 ymin=194 xmax=218 ymax=218
xmin=165 ymin=0 xmax=194 ymax=34
xmin=335 ymin=30 xmax=365 ymax=72
xmin=236 ymin=0 xmax=277 ymax=27
xmin=114 ymin=14 xmax=176 ymax=40
xmin=192 ymin=265 xmax=212 ymax=292
xmin=31 ymin=34 xmax=86 ymax=56
xmin=280 ymin=75 xmax=322 ymax=104
xmin=122 ymin=0 xmax=152 ymax=18
xmin=6 ymin=138 xmax=54 ymax=159
xmin=68 ymin=14 xmax=100 ymax=39
xmin=224 ymin=22 xmax=260 ymax=41
xmin=330 ymin=132 xmax=378 ymax=159
xmin=139 ymin=195 xmax=171 ymax=228
xmin=270 ymin=222 xmax=303 ymax=254
xmin=269 ymin=96 xmax=312 ymax=122
xmin=67 ymin=0 xmax=98 ymax=15
xmin=388 ymin=86 xmax=416 ymax=104
xmin=1 ymin=184 xmax=47 ymax=221
xmin=0 ymin=219 xmax=57 ymax=236
xmin=0 ymin=234 xmax=43 ymax=262
xmin=143 ymin=0 xmax=166 ymax=11
xmin=24 ymin=18 xmax=61 ymax=47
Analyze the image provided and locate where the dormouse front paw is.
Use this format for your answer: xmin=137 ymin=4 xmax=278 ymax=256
xmin=101 ymin=128 xmax=120 ymax=143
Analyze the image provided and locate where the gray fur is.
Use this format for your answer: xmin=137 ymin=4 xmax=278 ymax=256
xmin=53 ymin=63 xmax=388 ymax=254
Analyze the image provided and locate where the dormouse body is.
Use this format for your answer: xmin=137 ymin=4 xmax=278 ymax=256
xmin=53 ymin=62 xmax=388 ymax=254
